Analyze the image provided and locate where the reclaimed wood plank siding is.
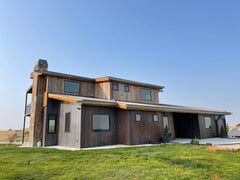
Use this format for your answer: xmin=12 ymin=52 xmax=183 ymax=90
xmin=111 ymin=82 xmax=159 ymax=104
xmin=81 ymin=105 xmax=117 ymax=148
xmin=47 ymin=76 xmax=94 ymax=97
xmin=94 ymin=82 xmax=111 ymax=99
xmin=58 ymin=101 xmax=81 ymax=148
xmin=198 ymin=114 xmax=217 ymax=138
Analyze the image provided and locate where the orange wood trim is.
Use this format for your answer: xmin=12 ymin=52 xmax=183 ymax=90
xmin=95 ymin=77 xmax=110 ymax=82
xmin=117 ymin=104 xmax=127 ymax=109
xmin=48 ymin=94 xmax=82 ymax=104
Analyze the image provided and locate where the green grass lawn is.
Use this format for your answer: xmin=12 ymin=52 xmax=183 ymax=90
xmin=0 ymin=144 xmax=240 ymax=179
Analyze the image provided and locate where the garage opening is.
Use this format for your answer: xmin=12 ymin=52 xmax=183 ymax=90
xmin=173 ymin=113 xmax=200 ymax=138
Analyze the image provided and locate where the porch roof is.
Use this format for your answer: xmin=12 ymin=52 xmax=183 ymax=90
xmin=48 ymin=93 xmax=231 ymax=115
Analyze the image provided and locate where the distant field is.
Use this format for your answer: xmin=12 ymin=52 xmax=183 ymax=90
xmin=0 ymin=129 xmax=29 ymax=142
xmin=0 ymin=144 xmax=240 ymax=179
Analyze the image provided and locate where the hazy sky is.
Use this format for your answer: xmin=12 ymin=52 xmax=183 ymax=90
xmin=0 ymin=0 xmax=239 ymax=130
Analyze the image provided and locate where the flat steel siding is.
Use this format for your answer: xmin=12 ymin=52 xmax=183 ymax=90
xmin=58 ymin=101 xmax=81 ymax=148
xmin=81 ymin=105 xmax=117 ymax=148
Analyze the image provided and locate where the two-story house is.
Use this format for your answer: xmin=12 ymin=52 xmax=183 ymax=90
xmin=23 ymin=59 xmax=231 ymax=148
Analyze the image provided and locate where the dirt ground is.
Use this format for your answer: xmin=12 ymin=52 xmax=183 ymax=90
xmin=215 ymin=144 xmax=240 ymax=150
xmin=0 ymin=129 xmax=29 ymax=142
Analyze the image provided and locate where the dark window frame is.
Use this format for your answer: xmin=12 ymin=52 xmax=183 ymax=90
xmin=124 ymin=85 xmax=129 ymax=92
xmin=141 ymin=88 xmax=151 ymax=101
xmin=112 ymin=83 xmax=118 ymax=91
xmin=48 ymin=114 xmax=57 ymax=134
xmin=91 ymin=114 xmax=111 ymax=132
xmin=152 ymin=114 xmax=159 ymax=122
xmin=204 ymin=116 xmax=212 ymax=129
xmin=65 ymin=112 xmax=71 ymax=133
xmin=135 ymin=113 xmax=141 ymax=122
xmin=64 ymin=80 xmax=81 ymax=93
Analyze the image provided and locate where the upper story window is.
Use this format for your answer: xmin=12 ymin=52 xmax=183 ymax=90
xmin=141 ymin=88 xmax=151 ymax=101
xmin=124 ymin=85 xmax=129 ymax=92
xmin=204 ymin=117 xmax=212 ymax=129
xmin=64 ymin=80 xmax=80 ymax=93
xmin=112 ymin=84 xmax=118 ymax=91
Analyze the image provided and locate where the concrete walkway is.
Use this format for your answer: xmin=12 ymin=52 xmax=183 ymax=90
xmin=170 ymin=138 xmax=240 ymax=145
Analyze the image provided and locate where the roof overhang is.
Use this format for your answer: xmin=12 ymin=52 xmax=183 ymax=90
xmin=48 ymin=94 xmax=231 ymax=115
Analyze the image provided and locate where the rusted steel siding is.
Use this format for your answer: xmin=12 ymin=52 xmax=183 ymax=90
xmin=198 ymin=114 xmax=217 ymax=138
xmin=128 ymin=110 xmax=162 ymax=145
xmin=47 ymin=76 xmax=94 ymax=97
xmin=111 ymin=82 xmax=159 ymax=104
xmin=81 ymin=105 xmax=117 ymax=148
xmin=118 ymin=109 xmax=130 ymax=145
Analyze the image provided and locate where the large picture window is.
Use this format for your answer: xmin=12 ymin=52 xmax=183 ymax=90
xmin=65 ymin=112 xmax=71 ymax=132
xmin=163 ymin=116 xmax=169 ymax=129
xmin=48 ymin=115 xmax=56 ymax=133
xmin=64 ymin=80 xmax=80 ymax=93
xmin=92 ymin=114 xmax=110 ymax=132
xmin=141 ymin=88 xmax=151 ymax=101
xmin=204 ymin=117 xmax=212 ymax=129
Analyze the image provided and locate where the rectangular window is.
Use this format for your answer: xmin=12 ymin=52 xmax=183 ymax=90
xmin=112 ymin=84 xmax=118 ymax=91
xmin=65 ymin=112 xmax=71 ymax=132
xmin=92 ymin=114 xmax=110 ymax=132
xmin=64 ymin=80 xmax=80 ymax=93
xmin=124 ymin=85 xmax=129 ymax=92
xmin=135 ymin=114 xmax=141 ymax=122
xmin=48 ymin=115 xmax=56 ymax=133
xmin=141 ymin=88 xmax=151 ymax=101
xmin=204 ymin=117 xmax=212 ymax=129
xmin=153 ymin=114 xmax=159 ymax=122
xmin=163 ymin=116 xmax=169 ymax=129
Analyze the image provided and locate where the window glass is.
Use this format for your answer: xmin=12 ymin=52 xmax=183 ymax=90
xmin=65 ymin=112 xmax=71 ymax=132
xmin=163 ymin=116 xmax=169 ymax=129
xmin=48 ymin=115 xmax=56 ymax=133
xmin=204 ymin=117 xmax=212 ymax=129
xmin=64 ymin=80 xmax=80 ymax=93
xmin=153 ymin=114 xmax=158 ymax=122
xmin=135 ymin=114 xmax=141 ymax=122
xmin=124 ymin=85 xmax=129 ymax=92
xmin=112 ymin=84 xmax=118 ymax=91
xmin=141 ymin=88 xmax=151 ymax=101
xmin=92 ymin=114 xmax=110 ymax=131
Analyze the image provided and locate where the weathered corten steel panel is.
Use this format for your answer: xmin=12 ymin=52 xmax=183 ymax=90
xmin=111 ymin=82 xmax=159 ymax=104
xmin=81 ymin=105 xmax=117 ymax=148
xmin=47 ymin=76 xmax=95 ymax=97
xmin=128 ymin=110 xmax=162 ymax=145
xmin=118 ymin=109 xmax=130 ymax=145
xmin=198 ymin=114 xmax=217 ymax=138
